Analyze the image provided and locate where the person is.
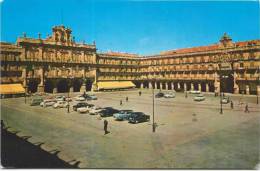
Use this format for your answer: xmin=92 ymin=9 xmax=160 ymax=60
xmin=139 ymin=91 xmax=142 ymax=96
xmin=120 ymin=100 xmax=123 ymax=106
xmin=244 ymin=103 xmax=249 ymax=113
xmin=230 ymin=100 xmax=234 ymax=109
xmin=104 ymin=119 xmax=108 ymax=135
xmin=185 ymin=91 xmax=188 ymax=98
xmin=126 ymin=96 xmax=128 ymax=102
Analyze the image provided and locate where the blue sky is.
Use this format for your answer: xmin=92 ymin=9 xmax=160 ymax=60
xmin=1 ymin=0 xmax=259 ymax=55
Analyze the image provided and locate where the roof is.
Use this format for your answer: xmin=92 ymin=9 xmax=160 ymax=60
xmin=102 ymin=51 xmax=139 ymax=58
xmin=160 ymin=40 xmax=260 ymax=55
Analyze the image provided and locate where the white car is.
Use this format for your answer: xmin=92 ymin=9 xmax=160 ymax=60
xmin=40 ymin=99 xmax=56 ymax=107
xmin=189 ymin=90 xmax=201 ymax=94
xmin=53 ymin=101 xmax=68 ymax=108
xmin=164 ymin=93 xmax=175 ymax=98
xmin=55 ymin=95 xmax=65 ymax=101
xmin=89 ymin=107 xmax=103 ymax=115
xmin=194 ymin=94 xmax=206 ymax=101
xmin=77 ymin=106 xmax=91 ymax=113
xmin=74 ymin=95 xmax=85 ymax=101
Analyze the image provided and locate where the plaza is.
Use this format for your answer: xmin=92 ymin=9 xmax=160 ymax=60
xmin=1 ymin=90 xmax=259 ymax=169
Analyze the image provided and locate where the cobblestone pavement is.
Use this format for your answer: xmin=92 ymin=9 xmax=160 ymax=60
xmin=1 ymin=90 xmax=259 ymax=169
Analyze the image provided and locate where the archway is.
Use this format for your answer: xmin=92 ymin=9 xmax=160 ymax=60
xmin=186 ymin=82 xmax=191 ymax=91
xmin=85 ymin=79 xmax=93 ymax=91
xmin=162 ymin=82 xmax=166 ymax=90
xmin=201 ymin=82 xmax=206 ymax=92
xmin=221 ymin=74 xmax=234 ymax=93
xmin=209 ymin=82 xmax=215 ymax=92
xmin=167 ymin=82 xmax=172 ymax=90
xmin=194 ymin=83 xmax=199 ymax=91
xmin=28 ymin=79 xmax=38 ymax=93
xmin=57 ymin=79 xmax=69 ymax=93
xmin=156 ymin=82 xmax=161 ymax=89
xmin=73 ymin=79 xmax=82 ymax=92
xmin=44 ymin=80 xmax=54 ymax=93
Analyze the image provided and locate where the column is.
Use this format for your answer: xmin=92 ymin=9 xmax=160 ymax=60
xmin=177 ymin=82 xmax=180 ymax=89
xmin=165 ymin=82 xmax=168 ymax=90
xmin=80 ymin=83 xmax=86 ymax=93
xmin=257 ymin=85 xmax=260 ymax=96
xmin=37 ymin=68 xmax=44 ymax=92
xmin=191 ymin=83 xmax=194 ymax=91
xmin=171 ymin=82 xmax=174 ymax=90
xmin=246 ymin=85 xmax=250 ymax=95
xmin=53 ymin=87 xmax=58 ymax=94
xmin=184 ymin=83 xmax=187 ymax=91
xmin=233 ymin=72 xmax=239 ymax=94
xmin=214 ymin=82 xmax=220 ymax=93
xmin=70 ymin=86 xmax=74 ymax=93
xmin=206 ymin=83 xmax=209 ymax=92
xmin=155 ymin=82 xmax=157 ymax=89
xmin=160 ymin=82 xmax=163 ymax=90
xmin=140 ymin=83 xmax=144 ymax=89
xmin=149 ymin=82 xmax=152 ymax=89
xmin=198 ymin=83 xmax=201 ymax=92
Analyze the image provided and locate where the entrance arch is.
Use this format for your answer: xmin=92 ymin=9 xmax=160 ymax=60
xmin=85 ymin=79 xmax=93 ymax=91
xmin=73 ymin=79 xmax=82 ymax=92
xmin=44 ymin=80 xmax=54 ymax=93
xmin=57 ymin=79 xmax=69 ymax=93
xmin=28 ymin=79 xmax=39 ymax=93
xmin=221 ymin=74 xmax=234 ymax=93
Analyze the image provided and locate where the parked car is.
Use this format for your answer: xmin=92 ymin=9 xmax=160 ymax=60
xmin=89 ymin=106 xmax=103 ymax=115
xmin=164 ymin=92 xmax=175 ymax=98
xmin=72 ymin=102 xmax=94 ymax=111
xmin=55 ymin=95 xmax=65 ymax=101
xmin=155 ymin=92 xmax=164 ymax=98
xmin=85 ymin=94 xmax=98 ymax=100
xmin=53 ymin=101 xmax=68 ymax=108
xmin=189 ymin=90 xmax=201 ymax=94
xmin=40 ymin=99 xmax=57 ymax=107
xmin=74 ymin=95 xmax=85 ymax=101
xmin=77 ymin=106 xmax=92 ymax=113
xmin=113 ymin=110 xmax=133 ymax=121
xmin=30 ymin=96 xmax=44 ymax=106
xmin=98 ymin=107 xmax=120 ymax=117
xmin=128 ymin=112 xmax=150 ymax=124
xmin=221 ymin=97 xmax=230 ymax=104
xmin=194 ymin=94 xmax=206 ymax=101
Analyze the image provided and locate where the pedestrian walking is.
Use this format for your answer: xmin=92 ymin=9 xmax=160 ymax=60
xmin=230 ymin=101 xmax=234 ymax=109
xmin=104 ymin=119 xmax=109 ymax=135
xmin=139 ymin=91 xmax=142 ymax=96
xmin=120 ymin=100 xmax=123 ymax=106
xmin=244 ymin=103 xmax=249 ymax=113
xmin=185 ymin=91 xmax=188 ymax=98
xmin=126 ymin=96 xmax=128 ymax=102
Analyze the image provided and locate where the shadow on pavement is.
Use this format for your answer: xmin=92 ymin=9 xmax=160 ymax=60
xmin=1 ymin=120 xmax=80 ymax=168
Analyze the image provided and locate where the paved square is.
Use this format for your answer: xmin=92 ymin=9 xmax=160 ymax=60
xmin=1 ymin=90 xmax=259 ymax=169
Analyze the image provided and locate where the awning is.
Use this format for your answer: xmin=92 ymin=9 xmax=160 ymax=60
xmin=97 ymin=81 xmax=136 ymax=90
xmin=0 ymin=84 xmax=25 ymax=95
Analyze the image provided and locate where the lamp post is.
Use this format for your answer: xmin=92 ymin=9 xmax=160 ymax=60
xmin=257 ymin=66 xmax=259 ymax=104
xmin=152 ymin=79 xmax=156 ymax=132
xmin=219 ymin=71 xmax=223 ymax=114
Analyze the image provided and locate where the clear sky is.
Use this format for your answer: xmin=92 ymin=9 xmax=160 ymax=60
xmin=1 ymin=0 xmax=259 ymax=55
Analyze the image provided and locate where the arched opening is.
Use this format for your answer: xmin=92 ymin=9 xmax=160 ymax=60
xmin=174 ymin=82 xmax=178 ymax=91
xmin=162 ymin=82 xmax=166 ymax=90
xmin=144 ymin=81 xmax=149 ymax=88
xmin=194 ymin=83 xmax=199 ymax=91
xmin=186 ymin=83 xmax=191 ymax=91
xmin=221 ymin=74 xmax=234 ymax=93
xmin=209 ymin=82 xmax=215 ymax=92
xmin=180 ymin=82 xmax=184 ymax=91
xmin=28 ymin=79 xmax=38 ymax=93
xmin=134 ymin=81 xmax=140 ymax=88
xmin=57 ymin=79 xmax=69 ymax=93
xmin=167 ymin=82 xmax=172 ymax=90
xmin=156 ymin=82 xmax=160 ymax=89
xmin=249 ymin=83 xmax=257 ymax=95
xmin=44 ymin=80 xmax=54 ymax=93
xmin=201 ymin=82 xmax=206 ymax=92
xmin=152 ymin=82 xmax=156 ymax=89
xmin=73 ymin=79 xmax=82 ymax=92
xmin=85 ymin=79 xmax=93 ymax=91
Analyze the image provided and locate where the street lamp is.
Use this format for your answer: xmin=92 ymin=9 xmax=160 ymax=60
xmin=257 ymin=66 xmax=259 ymax=104
xmin=151 ymin=79 xmax=156 ymax=132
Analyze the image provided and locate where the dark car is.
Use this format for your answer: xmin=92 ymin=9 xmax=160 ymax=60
xmin=84 ymin=94 xmax=98 ymax=100
xmin=99 ymin=107 xmax=120 ymax=117
xmin=128 ymin=112 xmax=150 ymax=123
xmin=73 ymin=102 xmax=94 ymax=111
xmin=155 ymin=92 xmax=164 ymax=98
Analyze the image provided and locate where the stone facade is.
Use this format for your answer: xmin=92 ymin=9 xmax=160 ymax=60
xmin=1 ymin=26 xmax=259 ymax=95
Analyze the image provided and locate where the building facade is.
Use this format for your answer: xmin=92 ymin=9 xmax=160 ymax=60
xmin=1 ymin=26 xmax=259 ymax=95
